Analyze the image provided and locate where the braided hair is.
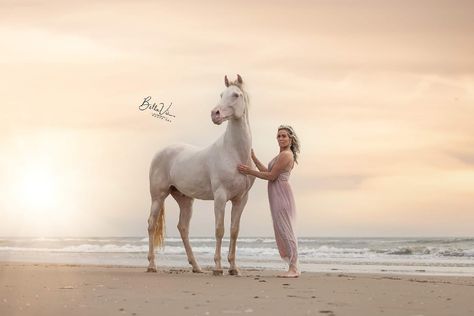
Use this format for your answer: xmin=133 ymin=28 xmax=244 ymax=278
xmin=278 ymin=124 xmax=300 ymax=164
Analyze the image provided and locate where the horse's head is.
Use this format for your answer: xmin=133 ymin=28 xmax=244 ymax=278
xmin=211 ymin=74 xmax=247 ymax=125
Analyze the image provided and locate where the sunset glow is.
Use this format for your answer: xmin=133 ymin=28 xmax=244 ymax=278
xmin=1 ymin=0 xmax=473 ymax=237
xmin=16 ymin=167 xmax=59 ymax=212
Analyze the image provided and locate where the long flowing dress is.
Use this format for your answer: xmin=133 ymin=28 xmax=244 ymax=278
xmin=268 ymin=155 xmax=298 ymax=267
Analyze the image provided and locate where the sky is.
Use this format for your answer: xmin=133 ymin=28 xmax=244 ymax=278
xmin=0 ymin=0 xmax=473 ymax=237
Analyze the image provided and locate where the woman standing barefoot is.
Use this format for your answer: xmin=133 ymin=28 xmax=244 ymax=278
xmin=238 ymin=125 xmax=301 ymax=278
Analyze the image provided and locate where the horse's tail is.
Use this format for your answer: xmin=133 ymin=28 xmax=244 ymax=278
xmin=153 ymin=205 xmax=166 ymax=249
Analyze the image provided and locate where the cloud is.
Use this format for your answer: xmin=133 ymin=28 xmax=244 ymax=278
xmin=446 ymin=150 xmax=474 ymax=167
xmin=297 ymin=174 xmax=372 ymax=191
xmin=0 ymin=28 xmax=128 ymax=63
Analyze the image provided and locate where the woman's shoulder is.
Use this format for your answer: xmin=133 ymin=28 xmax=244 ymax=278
xmin=278 ymin=150 xmax=294 ymax=160
xmin=276 ymin=151 xmax=294 ymax=168
xmin=271 ymin=151 xmax=293 ymax=164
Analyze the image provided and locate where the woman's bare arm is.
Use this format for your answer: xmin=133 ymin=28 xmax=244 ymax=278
xmin=239 ymin=151 xmax=293 ymax=181
xmin=251 ymin=149 xmax=268 ymax=172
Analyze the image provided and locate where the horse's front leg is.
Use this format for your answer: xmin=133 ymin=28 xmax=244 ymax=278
xmin=228 ymin=193 xmax=248 ymax=276
xmin=213 ymin=190 xmax=227 ymax=276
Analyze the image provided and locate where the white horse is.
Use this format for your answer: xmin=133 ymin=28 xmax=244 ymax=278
xmin=147 ymin=74 xmax=255 ymax=275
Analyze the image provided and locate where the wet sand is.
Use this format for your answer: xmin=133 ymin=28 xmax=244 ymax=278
xmin=1 ymin=262 xmax=473 ymax=316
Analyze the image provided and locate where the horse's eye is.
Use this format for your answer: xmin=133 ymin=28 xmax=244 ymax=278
xmin=233 ymin=93 xmax=239 ymax=98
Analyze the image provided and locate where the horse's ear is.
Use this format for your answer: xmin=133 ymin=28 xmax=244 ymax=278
xmin=237 ymin=74 xmax=243 ymax=84
xmin=224 ymin=75 xmax=230 ymax=87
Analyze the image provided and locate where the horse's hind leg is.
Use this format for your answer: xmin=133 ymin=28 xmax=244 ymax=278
xmin=171 ymin=188 xmax=202 ymax=273
xmin=147 ymin=191 xmax=168 ymax=272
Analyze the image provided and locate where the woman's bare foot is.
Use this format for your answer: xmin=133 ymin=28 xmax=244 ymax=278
xmin=277 ymin=269 xmax=300 ymax=278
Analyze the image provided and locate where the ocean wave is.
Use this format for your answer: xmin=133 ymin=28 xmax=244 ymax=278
xmin=32 ymin=237 xmax=138 ymax=243
xmin=0 ymin=244 xmax=276 ymax=256
xmin=139 ymin=237 xmax=276 ymax=244
xmin=29 ymin=237 xmax=147 ymax=243
xmin=162 ymin=245 xmax=279 ymax=256
xmin=1 ymin=240 xmax=474 ymax=258
xmin=389 ymin=247 xmax=414 ymax=255
xmin=297 ymin=246 xmax=372 ymax=259
xmin=0 ymin=244 xmax=147 ymax=253
xmin=405 ymin=238 xmax=474 ymax=244
xmin=374 ymin=246 xmax=474 ymax=257
xmin=436 ymin=248 xmax=474 ymax=257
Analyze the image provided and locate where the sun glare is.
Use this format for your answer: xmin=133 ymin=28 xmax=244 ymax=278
xmin=16 ymin=167 xmax=59 ymax=211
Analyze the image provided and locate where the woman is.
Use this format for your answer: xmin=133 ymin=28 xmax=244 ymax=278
xmin=237 ymin=125 xmax=301 ymax=278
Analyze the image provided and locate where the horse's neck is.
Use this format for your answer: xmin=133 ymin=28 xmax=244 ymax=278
xmin=223 ymin=114 xmax=251 ymax=162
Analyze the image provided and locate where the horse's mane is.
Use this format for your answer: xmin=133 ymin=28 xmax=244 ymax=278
xmin=228 ymin=81 xmax=250 ymax=109
xmin=228 ymin=80 xmax=251 ymax=138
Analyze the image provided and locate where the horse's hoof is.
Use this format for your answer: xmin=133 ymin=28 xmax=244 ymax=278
xmin=212 ymin=269 xmax=224 ymax=276
xmin=193 ymin=268 xmax=203 ymax=273
xmin=228 ymin=268 xmax=240 ymax=276
xmin=146 ymin=267 xmax=157 ymax=273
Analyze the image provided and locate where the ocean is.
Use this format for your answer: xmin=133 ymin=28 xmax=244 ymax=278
xmin=1 ymin=237 xmax=473 ymax=276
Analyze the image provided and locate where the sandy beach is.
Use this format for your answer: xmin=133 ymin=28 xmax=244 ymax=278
xmin=1 ymin=263 xmax=473 ymax=316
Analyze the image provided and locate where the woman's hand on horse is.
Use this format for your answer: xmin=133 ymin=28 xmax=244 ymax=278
xmin=237 ymin=164 xmax=250 ymax=175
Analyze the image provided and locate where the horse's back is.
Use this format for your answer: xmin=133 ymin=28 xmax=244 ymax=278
xmin=149 ymin=143 xmax=197 ymax=185
xmin=151 ymin=142 xmax=197 ymax=161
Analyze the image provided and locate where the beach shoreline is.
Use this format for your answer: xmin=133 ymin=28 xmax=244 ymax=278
xmin=2 ymin=236 xmax=473 ymax=278
xmin=1 ymin=262 xmax=473 ymax=316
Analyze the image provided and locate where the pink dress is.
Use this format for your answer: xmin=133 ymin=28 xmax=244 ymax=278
xmin=268 ymin=156 xmax=298 ymax=266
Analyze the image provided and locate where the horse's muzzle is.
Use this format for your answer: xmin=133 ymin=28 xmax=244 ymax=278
xmin=211 ymin=109 xmax=223 ymax=125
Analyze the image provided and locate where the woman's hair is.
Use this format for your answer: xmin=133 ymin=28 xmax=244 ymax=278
xmin=278 ymin=124 xmax=300 ymax=164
